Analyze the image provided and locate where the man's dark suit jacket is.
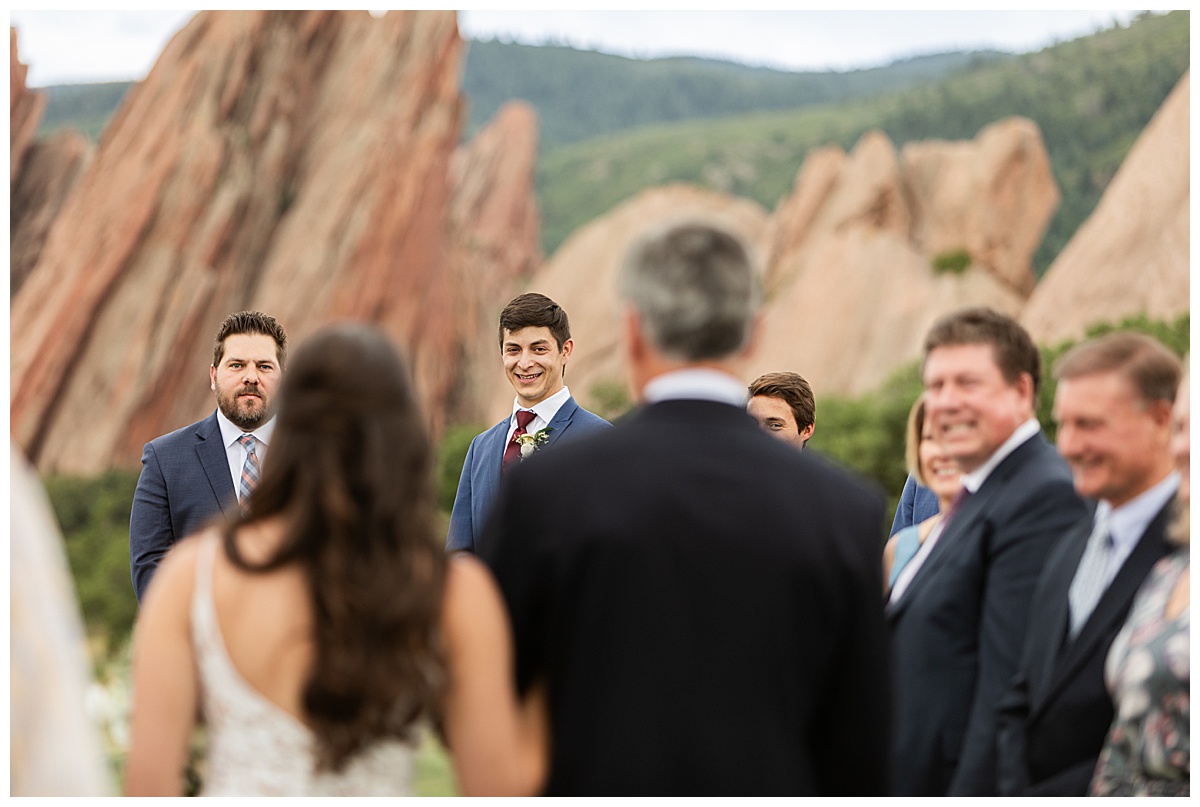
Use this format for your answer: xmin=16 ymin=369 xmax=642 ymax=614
xmin=886 ymin=432 xmax=1087 ymax=796
xmin=446 ymin=396 xmax=611 ymax=553
xmin=129 ymin=412 xmax=237 ymax=602
xmin=481 ymin=398 xmax=892 ymax=796
xmin=995 ymin=497 xmax=1175 ymax=795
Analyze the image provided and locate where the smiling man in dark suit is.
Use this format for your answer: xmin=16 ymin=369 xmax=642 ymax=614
xmin=129 ymin=311 xmax=287 ymax=602
xmin=445 ymin=292 xmax=611 ymax=553
xmin=996 ymin=332 xmax=1181 ymax=795
xmin=481 ymin=220 xmax=890 ymax=795
xmin=887 ymin=307 xmax=1087 ymax=796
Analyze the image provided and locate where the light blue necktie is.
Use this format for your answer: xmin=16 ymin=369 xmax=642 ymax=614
xmin=1068 ymin=510 xmax=1114 ymax=639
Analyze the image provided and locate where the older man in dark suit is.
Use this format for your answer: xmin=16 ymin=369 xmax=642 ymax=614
xmin=886 ymin=307 xmax=1087 ymax=796
xmin=995 ymin=332 xmax=1181 ymax=795
xmin=480 ymin=220 xmax=891 ymax=795
xmin=129 ymin=311 xmax=287 ymax=602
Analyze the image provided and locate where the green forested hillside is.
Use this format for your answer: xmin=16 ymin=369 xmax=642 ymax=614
xmin=461 ymin=41 xmax=1003 ymax=147
xmin=537 ymin=10 xmax=1189 ymax=269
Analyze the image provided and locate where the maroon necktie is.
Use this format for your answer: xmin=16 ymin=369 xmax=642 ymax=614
xmin=502 ymin=410 xmax=537 ymax=474
xmin=941 ymin=486 xmax=970 ymax=530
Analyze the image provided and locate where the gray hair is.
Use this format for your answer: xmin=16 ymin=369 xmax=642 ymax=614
xmin=618 ymin=220 xmax=760 ymax=361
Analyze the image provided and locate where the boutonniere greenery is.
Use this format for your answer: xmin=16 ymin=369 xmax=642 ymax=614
xmin=516 ymin=427 xmax=554 ymax=458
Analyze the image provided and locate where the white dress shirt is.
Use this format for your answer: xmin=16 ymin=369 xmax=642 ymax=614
xmin=505 ymin=385 xmax=572 ymax=445
xmin=216 ymin=409 xmax=276 ymax=493
xmin=1080 ymin=470 xmax=1180 ymax=593
xmin=643 ymin=368 xmax=748 ymax=407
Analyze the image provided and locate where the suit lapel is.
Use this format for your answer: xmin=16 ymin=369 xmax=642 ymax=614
xmin=1043 ymin=501 xmax=1175 ymax=704
xmin=1028 ymin=516 xmax=1093 ymax=709
xmin=196 ymin=413 xmax=238 ymax=517
xmin=887 ymin=435 xmax=1044 ymax=619
xmin=542 ymin=397 xmax=578 ymax=448
xmin=478 ymin=417 xmax=511 ymax=505
xmin=887 ymin=483 xmax=987 ymax=619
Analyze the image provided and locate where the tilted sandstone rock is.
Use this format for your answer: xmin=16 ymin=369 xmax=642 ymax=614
xmin=446 ymin=100 xmax=543 ymax=425
xmin=749 ymin=121 xmax=1051 ymax=398
xmin=12 ymin=10 xmax=471 ymax=473
xmin=903 ymin=117 xmax=1059 ymax=297
xmin=11 ymin=130 xmax=93 ymax=296
xmin=1021 ymin=71 xmax=1190 ymax=346
xmin=481 ymin=184 xmax=770 ymax=424
xmin=10 ymin=27 xmax=45 ymax=186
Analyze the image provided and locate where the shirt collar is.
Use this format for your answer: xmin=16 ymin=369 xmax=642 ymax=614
xmin=961 ymin=417 xmax=1040 ymax=493
xmin=216 ymin=408 xmax=276 ymax=448
xmin=1103 ymin=471 xmax=1180 ymax=555
xmin=511 ymin=385 xmax=571 ymax=426
xmin=642 ymin=368 xmax=748 ymax=408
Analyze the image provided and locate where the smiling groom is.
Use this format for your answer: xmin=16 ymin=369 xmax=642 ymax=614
xmin=446 ymin=293 xmax=612 ymax=553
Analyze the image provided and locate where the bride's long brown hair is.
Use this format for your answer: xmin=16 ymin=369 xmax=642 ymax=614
xmin=223 ymin=323 xmax=447 ymax=773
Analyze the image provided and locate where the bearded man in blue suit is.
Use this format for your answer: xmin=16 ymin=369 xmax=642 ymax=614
xmin=446 ymin=293 xmax=611 ymax=553
xmin=129 ymin=311 xmax=287 ymax=603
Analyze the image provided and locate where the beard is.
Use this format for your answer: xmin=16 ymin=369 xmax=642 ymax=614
xmin=216 ymin=382 xmax=272 ymax=430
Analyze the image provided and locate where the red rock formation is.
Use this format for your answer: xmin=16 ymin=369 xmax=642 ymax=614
xmin=12 ymin=10 xmax=470 ymax=473
xmin=750 ymin=119 xmax=1053 ymax=397
xmin=11 ymin=130 xmax=92 ymax=295
xmin=1022 ymin=71 xmax=1190 ymax=346
xmin=444 ymin=100 xmax=543 ymax=424
xmin=10 ymin=27 xmax=45 ymax=186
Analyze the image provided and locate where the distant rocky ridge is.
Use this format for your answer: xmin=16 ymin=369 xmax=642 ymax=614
xmin=1021 ymin=70 xmax=1191 ymax=346
xmin=8 ymin=15 xmax=1190 ymax=474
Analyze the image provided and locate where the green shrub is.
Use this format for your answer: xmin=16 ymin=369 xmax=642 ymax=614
xmin=436 ymin=424 xmax=485 ymax=515
xmin=932 ymin=249 xmax=972 ymax=274
xmin=43 ymin=469 xmax=141 ymax=662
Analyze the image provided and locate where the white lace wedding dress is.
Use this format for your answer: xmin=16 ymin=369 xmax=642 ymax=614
xmin=192 ymin=535 xmax=416 ymax=795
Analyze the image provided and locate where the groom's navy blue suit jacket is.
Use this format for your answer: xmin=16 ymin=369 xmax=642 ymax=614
xmin=446 ymin=396 xmax=610 ymax=553
xmin=130 ymin=411 xmax=237 ymax=602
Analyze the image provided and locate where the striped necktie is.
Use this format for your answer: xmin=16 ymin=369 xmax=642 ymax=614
xmin=237 ymin=434 xmax=261 ymax=514
xmin=1068 ymin=510 xmax=1114 ymax=639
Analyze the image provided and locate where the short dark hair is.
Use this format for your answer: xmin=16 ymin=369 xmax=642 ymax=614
xmin=748 ymin=372 xmax=815 ymax=432
xmin=498 ymin=293 xmax=571 ymax=350
xmin=1053 ymin=331 xmax=1181 ymax=405
xmin=923 ymin=306 xmax=1041 ymax=396
xmin=213 ymin=311 xmax=288 ymax=369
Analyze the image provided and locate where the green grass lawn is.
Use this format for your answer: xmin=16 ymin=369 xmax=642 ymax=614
xmin=414 ymin=729 xmax=458 ymax=796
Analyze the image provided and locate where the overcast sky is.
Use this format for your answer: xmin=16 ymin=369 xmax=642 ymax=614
xmin=9 ymin=9 xmax=1143 ymax=87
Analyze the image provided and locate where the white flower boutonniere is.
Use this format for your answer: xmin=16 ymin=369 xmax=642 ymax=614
xmin=516 ymin=427 xmax=554 ymax=458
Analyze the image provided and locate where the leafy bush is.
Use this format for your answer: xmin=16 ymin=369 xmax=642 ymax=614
xmin=932 ymin=249 xmax=971 ymax=275
xmin=43 ymin=469 xmax=141 ymax=661
xmin=436 ymin=424 xmax=485 ymax=514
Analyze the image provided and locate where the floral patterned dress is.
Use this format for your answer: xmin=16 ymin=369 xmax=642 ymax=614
xmin=1091 ymin=548 xmax=1190 ymax=796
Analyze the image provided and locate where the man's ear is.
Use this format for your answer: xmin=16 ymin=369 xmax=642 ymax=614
xmin=210 ymin=365 xmax=218 ymax=392
xmin=561 ymin=337 xmax=574 ymax=363
xmin=800 ymin=422 xmax=815 ymax=444
xmin=624 ymin=307 xmax=644 ymax=361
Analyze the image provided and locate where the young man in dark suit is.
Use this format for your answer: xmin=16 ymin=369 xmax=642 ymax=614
xmin=887 ymin=307 xmax=1087 ymax=795
xmin=480 ymin=220 xmax=891 ymax=795
xmin=996 ymin=332 xmax=1181 ymax=795
xmin=445 ymin=292 xmax=611 ymax=553
xmin=129 ymin=311 xmax=287 ymax=602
